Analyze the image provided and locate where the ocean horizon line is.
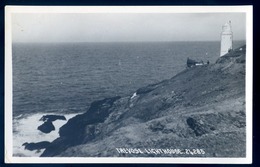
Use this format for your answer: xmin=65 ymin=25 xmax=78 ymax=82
xmin=12 ymin=40 xmax=246 ymax=44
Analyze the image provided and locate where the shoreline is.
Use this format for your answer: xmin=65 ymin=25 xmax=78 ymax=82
xmin=40 ymin=45 xmax=246 ymax=157
xmin=13 ymin=112 xmax=80 ymax=157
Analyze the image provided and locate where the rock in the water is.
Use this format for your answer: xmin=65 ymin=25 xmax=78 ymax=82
xmin=39 ymin=115 xmax=66 ymax=122
xmin=37 ymin=115 xmax=66 ymax=133
xmin=22 ymin=141 xmax=51 ymax=151
xmin=37 ymin=121 xmax=55 ymax=133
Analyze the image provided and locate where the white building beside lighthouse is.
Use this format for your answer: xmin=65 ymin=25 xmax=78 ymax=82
xmin=220 ymin=21 xmax=233 ymax=57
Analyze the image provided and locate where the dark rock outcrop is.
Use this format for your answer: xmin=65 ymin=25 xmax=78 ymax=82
xmin=39 ymin=115 xmax=66 ymax=122
xmin=37 ymin=115 xmax=67 ymax=134
xmin=41 ymin=96 xmax=121 ymax=157
xmin=59 ymin=96 xmax=121 ymax=138
xmin=136 ymin=82 xmax=161 ymax=95
xmin=37 ymin=121 xmax=55 ymax=133
xmin=186 ymin=117 xmax=215 ymax=136
xmin=22 ymin=141 xmax=51 ymax=151
xmin=149 ymin=121 xmax=165 ymax=132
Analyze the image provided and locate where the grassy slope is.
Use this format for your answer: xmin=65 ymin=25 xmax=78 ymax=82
xmin=42 ymin=46 xmax=246 ymax=157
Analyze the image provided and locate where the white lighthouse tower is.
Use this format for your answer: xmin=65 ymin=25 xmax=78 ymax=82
xmin=220 ymin=21 xmax=233 ymax=57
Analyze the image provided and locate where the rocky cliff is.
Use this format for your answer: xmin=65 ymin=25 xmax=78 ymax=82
xmin=41 ymin=45 xmax=246 ymax=157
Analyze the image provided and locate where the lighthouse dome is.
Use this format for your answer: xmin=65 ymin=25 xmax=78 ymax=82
xmin=222 ymin=21 xmax=232 ymax=33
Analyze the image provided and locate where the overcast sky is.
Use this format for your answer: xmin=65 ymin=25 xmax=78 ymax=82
xmin=12 ymin=13 xmax=246 ymax=43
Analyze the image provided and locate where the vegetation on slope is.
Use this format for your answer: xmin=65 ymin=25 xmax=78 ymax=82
xmin=41 ymin=45 xmax=246 ymax=157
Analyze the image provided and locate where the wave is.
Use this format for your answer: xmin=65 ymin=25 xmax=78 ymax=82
xmin=13 ymin=113 xmax=79 ymax=157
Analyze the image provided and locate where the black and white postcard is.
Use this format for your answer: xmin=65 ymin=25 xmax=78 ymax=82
xmin=5 ymin=6 xmax=253 ymax=164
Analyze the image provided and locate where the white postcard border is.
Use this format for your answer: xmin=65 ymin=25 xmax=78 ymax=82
xmin=5 ymin=5 xmax=253 ymax=164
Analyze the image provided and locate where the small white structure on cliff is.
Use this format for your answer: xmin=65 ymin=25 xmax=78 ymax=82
xmin=220 ymin=21 xmax=233 ymax=57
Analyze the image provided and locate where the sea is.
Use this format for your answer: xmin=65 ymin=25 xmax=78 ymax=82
xmin=11 ymin=41 xmax=245 ymax=156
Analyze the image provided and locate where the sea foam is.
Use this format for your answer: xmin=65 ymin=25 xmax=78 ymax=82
xmin=13 ymin=113 xmax=79 ymax=157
